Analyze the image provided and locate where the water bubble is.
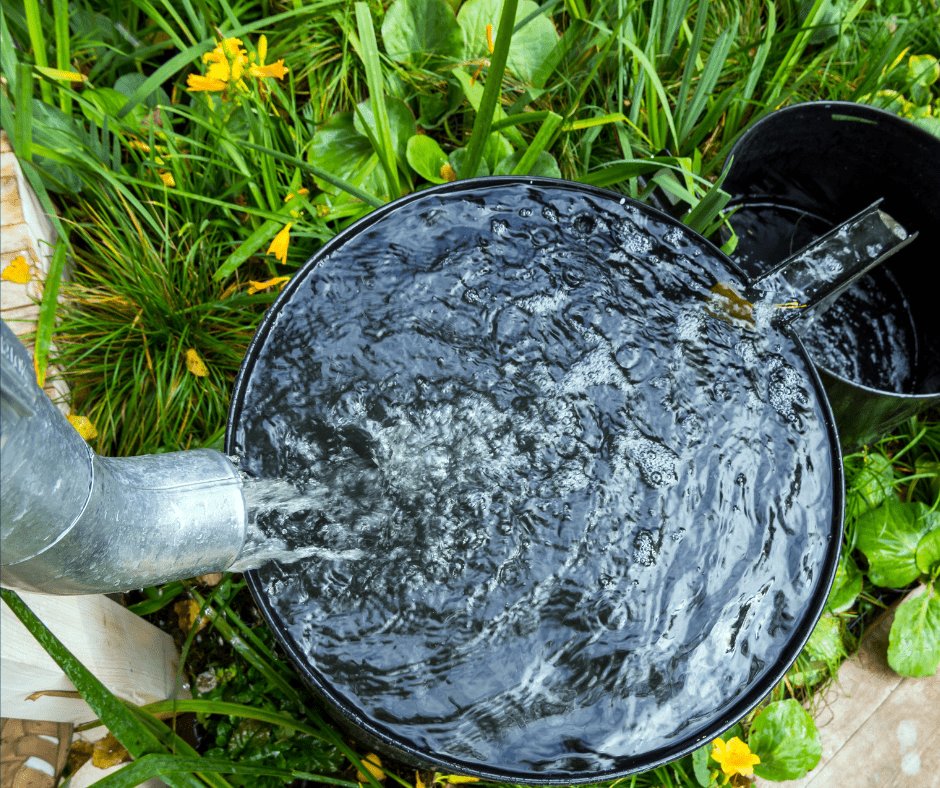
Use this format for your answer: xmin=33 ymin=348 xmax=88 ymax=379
xmin=633 ymin=530 xmax=657 ymax=566
xmin=542 ymin=206 xmax=558 ymax=223
xmin=519 ymin=207 xmax=532 ymax=217
xmin=572 ymin=213 xmax=596 ymax=237
xmin=492 ymin=219 xmax=509 ymax=236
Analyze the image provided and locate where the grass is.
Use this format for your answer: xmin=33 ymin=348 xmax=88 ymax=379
xmin=1 ymin=0 xmax=939 ymax=785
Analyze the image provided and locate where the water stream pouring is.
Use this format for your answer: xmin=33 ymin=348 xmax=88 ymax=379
xmin=0 ymin=177 xmax=916 ymax=781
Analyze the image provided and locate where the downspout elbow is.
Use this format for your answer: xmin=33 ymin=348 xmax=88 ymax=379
xmin=1 ymin=320 xmax=247 ymax=594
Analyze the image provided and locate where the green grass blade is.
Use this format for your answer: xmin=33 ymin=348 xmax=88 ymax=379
xmin=764 ymin=0 xmax=828 ymax=109
xmin=52 ymin=0 xmax=70 ymax=114
xmin=675 ymin=0 xmax=708 ymax=123
xmin=22 ymin=0 xmax=52 ymax=105
xmin=511 ymin=111 xmax=562 ymax=174
xmin=0 ymin=589 xmax=205 ymax=788
xmin=87 ymin=754 xmax=360 ymax=788
xmin=214 ymin=216 xmax=289 ymax=279
xmin=618 ymin=38 xmax=681 ymax=152
xmin=462 ymin=0 xmax=520 ymax=179
xmin=139 ymin=699 xmax=332 ymax=739
xmin=354 ymin=2 xmax=399 ymax=198
xmin=15 ymin=64 xmax=33 ymax=163
xmin=678 ymin=14 xmax=739 ymax=145
xmin=123 ymin=704 xmax=235 ymax=788
xmin=186 ymin=587 xmax=303 ymax=701
xmin=127 ymin=0 xmax=192 ymax=49
xmin=34 ymin=239 xmax=67 ymax=387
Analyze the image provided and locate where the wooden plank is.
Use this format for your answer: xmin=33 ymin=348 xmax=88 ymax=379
xmin=1 ymin=592 xmax=186 ymax=724
xmin=798 ymin=671 xmax=940 ymax=788
xmin=756 ymin=586 xmax=938 ymax=788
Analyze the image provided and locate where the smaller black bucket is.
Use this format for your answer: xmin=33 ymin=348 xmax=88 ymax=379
xmin=722 ymin=101 xmax=940 ymax=448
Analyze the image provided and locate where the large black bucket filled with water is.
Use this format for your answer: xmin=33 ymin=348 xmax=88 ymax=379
xmin=722 ymin=101 xmax=940 ymax=448
xmin=225 ymin=178 xmax=911 ymax=783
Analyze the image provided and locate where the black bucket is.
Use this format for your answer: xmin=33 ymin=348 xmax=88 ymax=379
xmin=226 ymin=178 xmax=846 ymax=783
xmin=722 ymin=101 xmax=940 ymax=448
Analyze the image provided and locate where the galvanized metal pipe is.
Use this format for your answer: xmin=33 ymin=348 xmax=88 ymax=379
xmin=1 ymin=319 xmax=247 ymax=594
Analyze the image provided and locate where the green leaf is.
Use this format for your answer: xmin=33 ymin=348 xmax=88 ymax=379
xmin=449 ymin=147 xmax=490 ymax=178
xmin=80 ymin=87 xmax=147 ymax=127
xmin=406 ymin=135 xmax=449 ymax=183
xmin=352 ymin=96 xmax=417 ymax=165
xmin=887 ymin=588 xmax=940 ymax=677
xmin=113 ymin=73 xmax=170 ymax=110
xmin=908 ymin=54 xmax=939 ymax=88
xmin=749 ymin=699 xmax=822 ymax=781
xmin=691 ymin=742 xmax=712 ymax=787
xmin=848 ymin=450 xmax=894 ymax=513
xmin=308 ymin=113 xmax=390 ymax=202
xmin=856 ymin=500 xmax=940 ymax=587
xmin=913 ymin=457 xmax=940 ymax=504
xmin=482 ymin=132 xmax=514 ymax=172
xmin=457 ymin=0 xmax=558 ymax=84
xmin=805 ymin=614 xmax=845 ymax=663
xmin=916 ymin=529 xmax=940 ymax=576
xmin=493 ymin=150 xmax=560 ymax=178
xmin=382 ymin=0 xmax=465 ymax=65
xmin=826 ymin=554 xmax=863 ymax=613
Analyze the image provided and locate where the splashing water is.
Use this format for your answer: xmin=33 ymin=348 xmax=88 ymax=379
xmin=229 ymin=183 xmax=836 ymax=777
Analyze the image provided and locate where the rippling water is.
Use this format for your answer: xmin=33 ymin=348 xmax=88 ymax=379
xmin=230 ymin=182 xmax=835 ymax=777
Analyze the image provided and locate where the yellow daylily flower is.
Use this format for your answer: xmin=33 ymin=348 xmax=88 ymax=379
xmin=247 ymin=276 xmax=291 ymax=295
xmin=712 ymin=737 xmax=760 ymax=779
xmin=186 ymin=348 xmax=208 ymax=377
xmin=249 ymin=34 xmax=289 ymax=80
xmin=267 ymin=222 xmax=292 ymax=264
xmin=67 ymin=415 xmax=99 ymax=441
xmin=250 ymin=60 xmax=289 ymax=79
xmin=186 ymin=73 xmax=227 ymax=92
xmin=1 ymin=255 xmax=31 ymax=284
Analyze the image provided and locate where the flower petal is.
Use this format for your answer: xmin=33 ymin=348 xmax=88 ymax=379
xmin=247 ymin=276 xmax=291 ymax=295
xmin=67 ymin=414 xmax=99 ymax=441
xmin=1 ymin=255 xmax=31 ymax=284
xmin=266 ymin=222 xmax=293 ymax=265
xmin=250 ymin=60 xmax=289 ymax=79
xmin=186 ymin=74 xmax=227 ymax=92
xmin=186 ymin=348 xmax=208 ymax=377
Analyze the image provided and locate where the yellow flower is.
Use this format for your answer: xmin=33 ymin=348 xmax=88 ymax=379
xmin=440 ymin=163 xmax=457 ymax=182
xmin=250 ymin=60 xmax=289 ymax=79
xmin=247 ymin=276 xmax=291 ymax=295
xmin=284 ymin=188 xmax=309 ymax=202
xmin=67 ymin=415 xmax=99 ymax=441
xmin=159 ymin=171 xmax=176 ymax=187
xmin=712 ymin=737 xmax=760 ymax=779
xmin=267 ymin=222 xmax=292 ymax=264
xmin=355 ymin=753 xmax=384 ymax=783
xmin=249 ymin=35 xmax=289 ymax=80
xmin=186 ymin=348 xmax=208 ymax=377
xmin=186 ymin=73 xmax=227 ymax=92
xmin=485 ymin=23 xmax=495 ymax=54
xmin=1 ymin=255 xmax=31 ymax=284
